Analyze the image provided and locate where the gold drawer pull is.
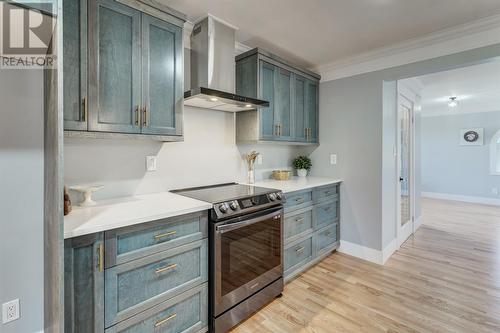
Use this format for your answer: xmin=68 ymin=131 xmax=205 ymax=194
xmin=98 ymin=243 xmax=104 ymax=272
xmin=295 ymin=197 xmax=304 ymax=202
xmin=154 ymin=230 xmax=177 ymax=240
xmin=295 ymin=246 xmax=305 ymax=254
xmin=325 ymin=231 xmax=332 ymax=236
xmin=295 ymin=218 xmax=304 ymax=223
xmin=155 ymin=263 xmax=178 ymax=274
xmin=154 ymin=313 xmax=177 ymax=328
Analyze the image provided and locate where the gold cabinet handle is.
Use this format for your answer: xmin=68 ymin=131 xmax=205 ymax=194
xmin=142 ymin=106 xmax=148 ymax=126
xmin=155 ymin=263 xmax=177 ymax=274
xmin=98 ymin=243 xmax=104 ymax=272
xmin=295 ymin=217 xmax=304 ymax=223
xmin=82 ymin=96 xmax=88 ymax=122
xmin=295 ymin=246 xmax=305 ymax=254
xmin=154 ymin=230 xmax=177 ymax=240
xmin=135 ymin=106 xmax=140 ymax=125
xmin=295 ymin=197 xmax=304 ymax=202
xmin=154 ymin=313 xmax=177 ymax=328
xmin=274 ymin=124 xmax=279 ymax=136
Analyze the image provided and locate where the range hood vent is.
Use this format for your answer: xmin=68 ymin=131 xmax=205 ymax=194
xmin=184 ymin=15 xmax=269 ymax=112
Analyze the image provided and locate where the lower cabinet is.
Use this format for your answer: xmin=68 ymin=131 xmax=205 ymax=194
xmin=64 ymin=211 xmax=209 ymax=333
xmin=283 ymin=183 xmax=340 ymax=281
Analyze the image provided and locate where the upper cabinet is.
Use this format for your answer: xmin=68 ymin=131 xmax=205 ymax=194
xmin=63 ymin=0 xmax=185 ymax=141
xmin=235 ymin=48 xmax=320 ymax=145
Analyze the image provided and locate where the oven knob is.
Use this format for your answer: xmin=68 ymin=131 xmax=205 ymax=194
xmin=268 ymin=193 xmax=276 ymax=201
xmin=276 ymin=192 xmax=282 ymax=200
xmin=219 ymin=202 xmax=229 ymax=213
xmin=229 ymin=201 xmax=238 ymax=210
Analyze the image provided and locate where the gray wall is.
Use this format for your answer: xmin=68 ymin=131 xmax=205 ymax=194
xmin=311 ymin=43 xmax=500 ymax=251
xmin=0 ymin=69 xmax=45 ymax=332
xmin=421 ymin=111 xmax=500 ymax=198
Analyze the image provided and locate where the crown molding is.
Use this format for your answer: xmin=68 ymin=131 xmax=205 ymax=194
xmin=315 ymin=14 xmax=500 ymax=82
xmin=235 ymin=42 xmax=252 ymax=55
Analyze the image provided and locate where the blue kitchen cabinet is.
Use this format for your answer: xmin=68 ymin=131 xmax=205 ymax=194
xmin=141 ymin=14 xmax=183 ymax=136
xmin=64 ymin=233 xmax=105 ymax=333
xmin=63 ymin=0 xmax=88 ymax=131
xmin=64 ymin=0 xmax=185 ymax=140
xmin=235 ymin=48 xmax=321 ymax=145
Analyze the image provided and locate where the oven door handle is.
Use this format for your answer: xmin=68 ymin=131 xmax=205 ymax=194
xmin=216 ymin=211 xmax=282 ymax=234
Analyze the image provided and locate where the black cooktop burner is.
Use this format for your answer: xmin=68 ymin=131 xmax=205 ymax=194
xmin=171 ymin=182 xmax=276 ymax=203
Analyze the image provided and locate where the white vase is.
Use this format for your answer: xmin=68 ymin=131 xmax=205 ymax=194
xmin=297 ymin=169 xmax=307 ymax=177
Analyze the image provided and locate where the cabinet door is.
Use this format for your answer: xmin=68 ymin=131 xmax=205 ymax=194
xmin=305 ymin=80 xmax=319 ymax=143
xmin=64 ymin=233 xmax=105 ymax=333
xmin=259 ymin=61 xmax=277 ymax=140
xmin=275 ymin=67 xmax=293 ymax=140
xmin=88 ymin=0 xmax=142 ymax=133
xmin=293 ymin=74 xmax=307 ymax=142
xmin=63 ymin=0 xmax=87 ymax=131
xmin=141 ymin=14 xmax=183 ymax=136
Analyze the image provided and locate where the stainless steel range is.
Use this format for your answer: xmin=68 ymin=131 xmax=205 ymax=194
xmin=172 ymin=183 xmax=284 ymax=332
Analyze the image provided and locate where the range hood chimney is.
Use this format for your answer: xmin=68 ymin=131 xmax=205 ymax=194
xmin=184 ymin=15 xmax=269 ymax=112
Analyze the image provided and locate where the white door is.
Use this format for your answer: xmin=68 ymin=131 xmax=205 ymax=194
xmin=397 ymin=94 xmax=415 ymax=247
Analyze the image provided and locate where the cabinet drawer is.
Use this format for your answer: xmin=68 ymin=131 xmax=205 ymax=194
xmin=284 ymin=190 xmax=313 ymax=212
xmin=105 ymin=211 xmax=208 ymax=267
xmin=284 ymin=208 xmax=313 ymax=243
xmin=105 ymin=239 xmax=208 ymax=327
xmin=315 ymin=224 xmax=338 ymax=255
xmin=314 ymin=200 xmax=339 ymax=230
xmin=284 ymin=236 xmax=313 ymax=274
xmin=105 ymin=283 xmax=208 ymax=333
xmin=313 ymin=184 xmax=339 ymax=203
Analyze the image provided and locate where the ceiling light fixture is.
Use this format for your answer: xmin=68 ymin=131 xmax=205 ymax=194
xmin=448 ymin=97 xmax=459 ymax=109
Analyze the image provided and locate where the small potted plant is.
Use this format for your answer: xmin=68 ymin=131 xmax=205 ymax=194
xmin=292 ymin=156 xmax=312 ymax=178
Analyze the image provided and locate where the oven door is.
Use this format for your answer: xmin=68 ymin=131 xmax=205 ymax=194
xmin=213 ymin=207 xmax=283 ymax=316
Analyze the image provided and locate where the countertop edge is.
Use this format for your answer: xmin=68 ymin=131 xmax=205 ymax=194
xmin=251 ymin=178 xmax=343 ymax=193
xmin=64 ymin=203 xmax=212 ymax=239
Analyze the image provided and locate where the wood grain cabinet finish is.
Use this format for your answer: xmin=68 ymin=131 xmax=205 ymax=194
xmin=235 ymin=48 xmax=320 ymax=145
xmin=104 ymin=239 xmax=208 ymax=327
xmin=105 ymin=283 xmax=208 ymax=333
xmin=63 ymin=0 xmax=88 ymax=131
xmin=64 ymin=0 xmax=184 ymax=140
xmin=283 ymin=184 xmax=340 ymax=281
xmin=64 ymin=233 xmax=105 ymax=333
xmin=105 ymin=211 xmax=208 ymax=267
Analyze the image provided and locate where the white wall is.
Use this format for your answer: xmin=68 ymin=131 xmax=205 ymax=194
xmin=65 ymin=107 xmax=301 ymax=200
xmin=0 ymin=68 xmax=44 ymax=333
xmin=421 ymin=111 xmax=500 ymax=200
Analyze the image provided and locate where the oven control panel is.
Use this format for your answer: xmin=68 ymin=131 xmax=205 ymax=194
xmin=214 ymin=192 xmax=284 ymax=219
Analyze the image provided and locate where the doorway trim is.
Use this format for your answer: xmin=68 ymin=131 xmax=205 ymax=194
xmin=396 ymin=82 xmax=417 ymax=248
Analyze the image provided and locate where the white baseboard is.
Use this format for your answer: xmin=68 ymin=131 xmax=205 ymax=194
xmin=398 ymin=220 xmax=414 ymax=247
xmin=382 ymin=238 xmax=398 ymax=264
xmin=415 ymin=216 xmax=423 ymax=231
xmin=422 ymin=192 xmax=500 ymax=206
xmin=339 ymin=240 xmax=398 ymax=265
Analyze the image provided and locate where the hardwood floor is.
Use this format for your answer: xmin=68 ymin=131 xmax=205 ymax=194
xmin=232 ymin=198 xmax=500 ymax=333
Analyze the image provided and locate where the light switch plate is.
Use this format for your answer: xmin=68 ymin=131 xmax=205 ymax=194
xmin=146 ymin=156 xmax=157 ymax=172
xmin=330 ymin=154 xmax=337 ymax=165
xmin=2 ymin=299 xmax=19 ymax=324
xmin=257 ymin=155 xmax=263 ymax=165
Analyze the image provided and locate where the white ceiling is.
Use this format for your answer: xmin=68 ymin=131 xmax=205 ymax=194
xmin=160 ymin=0 xmax=500 ymax=70
xmin=411 ymin=61 xmax=500 ymax=117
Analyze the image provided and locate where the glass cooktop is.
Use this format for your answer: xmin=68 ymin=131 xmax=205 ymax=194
xmin=171 ymin=183 xmax=277 ymax=204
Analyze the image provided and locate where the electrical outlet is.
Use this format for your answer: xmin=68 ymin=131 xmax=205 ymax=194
xmin=2 ymin=299 xmax=20 ymax=324
xmin=492 ymin=188 xmax=499 ymax=196
xmin=257 ymin=155 xmax=263 ymax=165
xmin=146 ymin=156 xmax=157 ymax=172
xmin=330 ymin=154 xmax=337 ymax=165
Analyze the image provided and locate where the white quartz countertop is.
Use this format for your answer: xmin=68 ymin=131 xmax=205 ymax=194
xmin=64 ymin=192 xmax=212 ymax=239
xmin=252 ymin=177 xmax=342 ymax=193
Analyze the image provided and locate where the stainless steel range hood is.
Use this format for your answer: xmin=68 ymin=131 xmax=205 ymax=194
xmin=184 ymin=15 xmax=269 ymax=112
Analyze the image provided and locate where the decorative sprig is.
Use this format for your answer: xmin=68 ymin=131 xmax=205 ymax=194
xmin=245 ymin=151 xmax=260 ymax=170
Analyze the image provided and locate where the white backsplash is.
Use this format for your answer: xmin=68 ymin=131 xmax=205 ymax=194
xmin=64 ymin=107 xmax=303 ymax=201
